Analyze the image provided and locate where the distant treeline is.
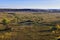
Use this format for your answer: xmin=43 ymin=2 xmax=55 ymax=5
xmin=0 ymin=9 xmax=60 ymax=13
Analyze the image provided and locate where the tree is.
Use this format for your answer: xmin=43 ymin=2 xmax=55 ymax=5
xmin=1 ymin=18 xmax=12 ymax=31
xmin=2 ymin=18 xmax=9 ymax=25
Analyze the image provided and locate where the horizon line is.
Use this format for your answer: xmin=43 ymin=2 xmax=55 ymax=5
xmin=0 ymin=8 xmax=60 ymax=9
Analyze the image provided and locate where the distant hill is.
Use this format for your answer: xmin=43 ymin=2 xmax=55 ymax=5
xmin=0 ymin=9 xmax=60 ymax=13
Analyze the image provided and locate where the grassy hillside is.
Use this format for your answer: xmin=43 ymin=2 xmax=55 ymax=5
xmin=0 ymin=12 xmax=60 ymax=40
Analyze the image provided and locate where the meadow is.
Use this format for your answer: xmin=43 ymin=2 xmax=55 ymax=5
xmin=0 ymin=12 xmax=60 ymax=40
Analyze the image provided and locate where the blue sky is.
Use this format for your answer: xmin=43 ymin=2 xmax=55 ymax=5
xmin=0 ymin=0 xmax=60 ymax=9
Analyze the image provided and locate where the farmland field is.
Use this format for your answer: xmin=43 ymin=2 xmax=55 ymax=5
xmin=0 ymin=12 xmax=60 ymax=40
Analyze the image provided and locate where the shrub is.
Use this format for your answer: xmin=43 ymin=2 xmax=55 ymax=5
xmin=2 ymin=18 xmax=9 ymax=25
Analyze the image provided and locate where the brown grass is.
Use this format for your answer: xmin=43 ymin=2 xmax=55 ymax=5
xmin=0 ymin=12 xmax=60 ymax=40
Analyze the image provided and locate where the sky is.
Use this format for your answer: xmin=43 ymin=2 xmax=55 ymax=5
xmin=0 ymin=0 xmax=60 ymax=9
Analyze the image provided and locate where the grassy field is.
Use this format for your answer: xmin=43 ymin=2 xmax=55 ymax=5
xmin=0 ymin=12 xmax=60 ymax=40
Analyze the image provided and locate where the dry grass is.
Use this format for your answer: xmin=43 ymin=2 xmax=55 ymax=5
xmin=0 ymin=12 xmax=60 ymax=40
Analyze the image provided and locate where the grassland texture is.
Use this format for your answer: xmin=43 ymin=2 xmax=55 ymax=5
xmin=0 ymin=12 xmax=60 ymax=40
